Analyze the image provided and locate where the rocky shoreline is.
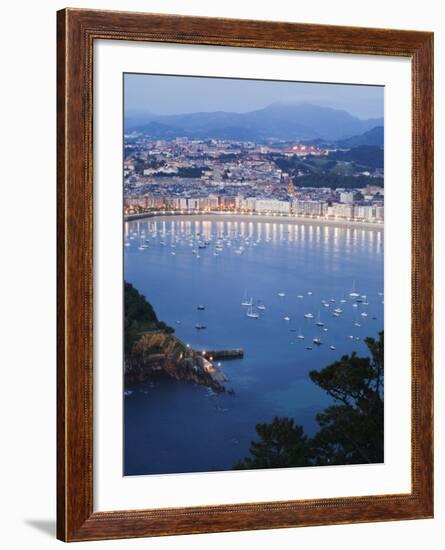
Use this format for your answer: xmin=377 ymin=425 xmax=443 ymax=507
xmin=124 ymin=331 xmax=227 ymax=393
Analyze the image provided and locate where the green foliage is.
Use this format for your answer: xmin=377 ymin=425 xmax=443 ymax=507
xmin=272 ymin=155 xmax=314 ymax=175
xmin=233 ymin=417 xmax=311 ymax=470
xmin=328 ymin=145 xmax=384 ymax=169
xmin=234 ymin=332 xmax=384 ymax=470
xmin=271 ymin=146 xmax=384 ymax=189
xmin=294 ymin=173 xmax=384 ymax=189
xmin=124 ymin=281 xmax=174 ymax=353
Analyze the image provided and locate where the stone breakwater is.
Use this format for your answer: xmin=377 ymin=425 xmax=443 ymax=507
xmin=124 ymin=331 xmax=233 ymax=392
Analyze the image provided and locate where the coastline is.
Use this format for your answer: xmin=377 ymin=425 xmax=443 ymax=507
xmin=124 ymin=211 xmax=384 ymax=231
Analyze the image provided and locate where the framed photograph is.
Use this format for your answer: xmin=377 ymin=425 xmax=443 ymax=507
xmin=57 ymin=8 xmax=434 ymax=542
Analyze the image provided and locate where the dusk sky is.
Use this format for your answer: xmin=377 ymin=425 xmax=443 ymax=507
xmin=124 ymin=73 xmax=384 ymax=120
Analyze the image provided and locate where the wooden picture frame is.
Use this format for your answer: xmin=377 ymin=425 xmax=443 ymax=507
xmin=57 ymin=8 xmax=434 ymax=542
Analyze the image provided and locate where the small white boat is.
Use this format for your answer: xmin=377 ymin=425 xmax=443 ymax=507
xmin=307 ymin=291 xmax=313 ymax=296
xmin=323 ymin=327 xmax=329 ymax=332
xmin=195 ymin=324 xmax=207 ymax=330
xmin=304 ymin=313 xmax=314 ymax=319
xmin=349 ymin=280 xmax=360 ymax=298
xmin=330 ymin=345 xmax=336 ymax=350
xmin=246 ymin=305 xmax=259 ymax=319
xmin=241 ymin=291 xmax=252 ymax=307
xmin=361 ymin=312 xmax=368 ymax=317
xmin=354 ymin=322 xmax=361 ymax=327
xmin=334 ymin=308 xmax=343 ymax=314
xmin=283 ymin=316 xmax=291 ymax=321
xmin=278 ymin=292 xmax=286 ymax=297
xmin=313 ymin=338 xmax=322 ymax=345
xmin=315 ymin=311 xmax=324 ymax=327
xmin=297 ymin=295 xmax=304 ymax=299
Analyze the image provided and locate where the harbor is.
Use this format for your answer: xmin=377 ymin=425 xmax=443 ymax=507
xmin=124 ymin=216 xmax=383 ymax=475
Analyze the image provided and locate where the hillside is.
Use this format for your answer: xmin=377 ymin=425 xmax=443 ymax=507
xmin=124 ymin=282 xmax=225 ymax=392
xmin=124 ymin=281 xmax=174 ymax=353
xmin=337 ymin=126 xmax=384 ymax=147
xmin=271 ymin=143 xmax=384 ymax=188
xmin=327 ymin=145 xmax=384 ymax=169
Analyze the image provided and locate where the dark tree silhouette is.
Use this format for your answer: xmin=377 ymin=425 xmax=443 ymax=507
xmin=233 ymin=417 xmax=311 ymax=470
xmin=234 ymin=332 xmax=384 ymax=469
xmin=310 ymin=331 xmax=384 ymax=465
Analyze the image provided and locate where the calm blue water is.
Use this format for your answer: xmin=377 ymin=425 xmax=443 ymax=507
xmin=124 ymin=216 xmax=384 ymax=476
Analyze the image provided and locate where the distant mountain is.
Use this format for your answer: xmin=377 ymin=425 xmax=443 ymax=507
xmin=337 ymin=126 xmax=384 ymax=148
xmin=126 ymin=103 xmax=383 ymax=142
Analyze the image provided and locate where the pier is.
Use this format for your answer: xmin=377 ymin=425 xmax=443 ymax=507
xmin=199 ymin=349 xmax=244 ymax=360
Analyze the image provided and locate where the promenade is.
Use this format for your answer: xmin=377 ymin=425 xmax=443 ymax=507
xmin=124 ymin=210 xmax=384 ymax=231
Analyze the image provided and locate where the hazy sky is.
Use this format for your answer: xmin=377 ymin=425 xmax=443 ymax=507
xmin=124 ymin=73 xmax=384 ymax=120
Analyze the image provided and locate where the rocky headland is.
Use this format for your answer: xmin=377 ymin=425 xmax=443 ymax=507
xmin=124 ymin=282 xmax=228 ymax=392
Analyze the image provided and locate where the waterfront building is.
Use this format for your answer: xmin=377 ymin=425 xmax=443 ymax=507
xmin=291 ymin=199 xmax=328 ymax=216
xmin=198 ymin=195 xmax=219 ymax=210
xmin=329 ymin=203 xmax=355 ymax=219
xmin=219 ymin=196 xmax=237 ymax=210
xmin=374 ymin=206 xmax=384 ymax=220
xmin=355 ymin=205 xmax=374 ymax=220
xmin=256 ymin=199 xmax=291 ymax=214
xmin=187 ymin=198 xmax=200 ymax=210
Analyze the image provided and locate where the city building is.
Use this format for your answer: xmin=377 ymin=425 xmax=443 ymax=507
xmin=256 ymin=199 xmax=291 ymax=214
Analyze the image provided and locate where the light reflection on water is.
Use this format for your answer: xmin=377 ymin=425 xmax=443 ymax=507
xmin=124 ymin=216 xmax=383 ymax=476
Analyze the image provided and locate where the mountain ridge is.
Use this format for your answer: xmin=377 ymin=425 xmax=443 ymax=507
xmin=126 ymin=103 xmax=383 ymax=142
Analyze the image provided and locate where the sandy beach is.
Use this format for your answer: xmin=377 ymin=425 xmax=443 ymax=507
xmin=124 ymin=211 xmax=384 ymax=232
